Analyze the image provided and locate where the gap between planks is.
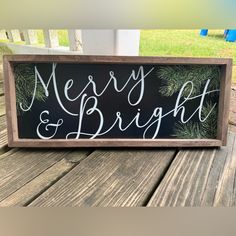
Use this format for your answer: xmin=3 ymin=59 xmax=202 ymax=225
xmin=147 ymin=132 xmax=236 ymax=207
xmin=0 ymin=148 xmax=92 ymax=206
xmin=0 ymin=158 xmax=82 ymax=207
xmin=141 ymin=149 xmax=180 ymax=206
xmin=28 ymin=149 xmax=177 ymax=207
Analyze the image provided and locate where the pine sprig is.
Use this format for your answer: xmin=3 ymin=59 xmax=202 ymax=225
xmin=173 ymin=121 xmax=203 ymax=139
xmin=173 ymin=101 xmax=218 ymax=139
xmin=201 ymin=102 xmax=218 ymax=138
xmin=158 ymin=65 xmax=220 ymax=97
xmin=14 ymin=64 xmax=46 ymax=115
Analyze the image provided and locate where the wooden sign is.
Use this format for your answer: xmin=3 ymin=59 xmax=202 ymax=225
xmin=3 ymin=55 xmax=232 ymax=147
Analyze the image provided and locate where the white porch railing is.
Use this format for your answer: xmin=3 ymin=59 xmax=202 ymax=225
xmin=0 ymin=29 xmax=140 ymax=56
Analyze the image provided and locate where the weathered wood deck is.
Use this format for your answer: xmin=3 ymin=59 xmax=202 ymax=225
xmin=0 ymin=72 xmax=236 ymax=207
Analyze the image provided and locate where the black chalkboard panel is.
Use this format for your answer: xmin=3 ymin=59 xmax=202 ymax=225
xmin=3 ymin=55 xmax=232 ymax=147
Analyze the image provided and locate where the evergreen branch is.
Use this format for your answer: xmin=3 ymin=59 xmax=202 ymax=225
xmin=173 ymin=101 xmax=218 ymax=139
xmin=173 ymin=121 xmax=204 ymax=139
xmin=157 ymin=65 xmax=220 ymax=97
xmin=14 ymin=63 xmax=46 ymax=115
xmin=201 ymin=101 xmax=218 ymax=138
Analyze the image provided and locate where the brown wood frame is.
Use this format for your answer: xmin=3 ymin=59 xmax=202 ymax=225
xmin=3 ymin=55 xmax=232 ymax=147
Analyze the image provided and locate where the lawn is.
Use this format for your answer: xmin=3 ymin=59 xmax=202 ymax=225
xmin=140 ymin=30 xmax=236 ymax=60
xmin=140 ymin=30 xmax=236 ymax=83
xmin=0 ymin=30 xmax=236 ymax=83
xmin=0 ymin=30 xmax=70 ymax=47
xmin=36 ymin=30 xmax=69 ymax=47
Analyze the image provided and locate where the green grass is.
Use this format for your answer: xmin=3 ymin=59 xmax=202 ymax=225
xmin=36 ymin=30 xmax=69 ymax=47
xmin=139 ymin=30 xmax=236 ymax=83
xmin=36 ymin=30 xmax=44 ymax=44
xmin=57 ymin=30 xmax=69 ymax=46
xmin=0 ymin=30 xmax=69 ymax=47
xmin=140 ymin=30 xmax=236 ymax=60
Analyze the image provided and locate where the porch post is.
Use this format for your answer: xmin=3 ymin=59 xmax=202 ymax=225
xmin=81 ymin=30 xmax=140 ymax=55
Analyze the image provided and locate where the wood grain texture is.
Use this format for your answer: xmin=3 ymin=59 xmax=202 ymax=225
xmin=212 ymin=132 xmax=236 ymax=206
xmin=147 ymin=132 xmax=236 ymax=207
xmin=217 ymin=63 xmax=232 ymax=145
xmin=0 ymin=82 xmax=3 ymax=95
xmin=0 ymin=156 xmax=87 ymax=207
xmin=9 ymin=139 xmax=222 ymax=148
xmin=3 ymin=55 xmax=232 ymax=65
xmin=0 ymin=63 xmax=3 ymax=81
xmin=0 ymin=95 xmax=5 ymax=117
xmin=29 ymin=149 xmax=176 ymax=207
xmin=0 ymin=148 xmax=20 ymax=161
xmin=0 ymin=115 xmax=7 ymax=150
xmin=0 ymin=149 xmax=89 ymax=202
xmin=3 ymin=58 xmax=18 ymax=146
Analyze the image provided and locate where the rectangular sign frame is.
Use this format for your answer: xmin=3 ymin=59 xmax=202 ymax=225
xmin=3 ymin=55 xmax=232 ymax=147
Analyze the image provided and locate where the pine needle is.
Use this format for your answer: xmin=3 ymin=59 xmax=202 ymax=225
xmin=173 ymin=102 xmax=218 ymax=139
xmin=14 ymin=64 xmax=46 ymax=115
xmin=158 ymin=65 xmax=220 ymax=97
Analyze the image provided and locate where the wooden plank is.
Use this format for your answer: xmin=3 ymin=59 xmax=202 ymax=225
xmin=3 ymin=58 xmax=16 ymax=145
xmin=0 ymin=114 xmax=6 ymax=128
xmin=147 ymin=132 xmax=236 ymax=207
xmin=29 ymin=149 xmax=175 ymax=207
xmin=3 ymin=54 xmax=232 ymax=64
xmin=0 ymin=63 xmax=3 ymax=81
xmin=0 ymin=96 xmax=5 ymax=116
xmin=0 ymin=115 xmax=7 ymax=151
xmin=9 ymin=139 xmax=223 ymax=148
xmin=0 ymin=148 xmax=20 ymax=161
xmin=0 ymin=128 xmax=7 ymax=151
xmin=217 ymin=62 xmax=232 ymax=145
xmin=212 ymin=132 xmax=236 ymax=206
xmin=0 ymin=149 xmax=89 ymax=202
xmin=0 ymin=151 xmax=89 ymax=206
xmin=0 ymin=82 xmax=4 ymax=95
